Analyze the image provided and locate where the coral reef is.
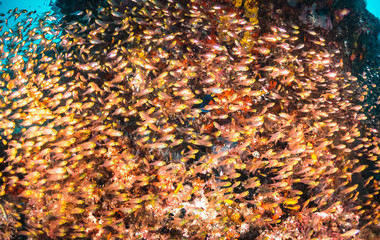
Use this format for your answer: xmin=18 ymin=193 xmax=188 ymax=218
xmin=299 ymin=2 xmax=333 ymax=30
xmin=0 ymin=0 xmax=380 ymax=239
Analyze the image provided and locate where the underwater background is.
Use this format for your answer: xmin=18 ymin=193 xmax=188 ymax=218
xmin=1 ymin=0 xmax=380 ymax=239
xmin=366 ymin=0 xmax=380 ymax=23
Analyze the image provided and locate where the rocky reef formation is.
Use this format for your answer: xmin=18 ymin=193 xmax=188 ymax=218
xmin=0 ymin=0 xmax=380 ymax=239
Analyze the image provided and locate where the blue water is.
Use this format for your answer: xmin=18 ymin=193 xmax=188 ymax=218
xmin=0 ymin=0 xmax=53 ymax=35
xmin=0 ymin=0 xmax=51 ymax=14
xmin=366 ymin=0 xmax=380 ymax=20
xmin=0 ymin=0 xmax=61 ymax=65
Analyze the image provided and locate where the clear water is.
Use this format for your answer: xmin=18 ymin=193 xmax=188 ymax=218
xmin=0 ymin=0 xmax=62 ymax=68
xmin=0 ymin=0 xmax=51 ymax=14
xmin=366 ymin=0 xmax=380 ymax=20
xmin=0 ymin=0 xmax=54 ymax=36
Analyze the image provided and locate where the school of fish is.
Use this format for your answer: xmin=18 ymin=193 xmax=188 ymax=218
xmin=0 ymin=0 xmax=379 ymax=239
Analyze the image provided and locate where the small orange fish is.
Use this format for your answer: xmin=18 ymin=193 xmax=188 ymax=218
xmin=340 ymin=229 xmax=359 ymax=237
xmin=335 ymin=8 xmax=350 ymax=23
